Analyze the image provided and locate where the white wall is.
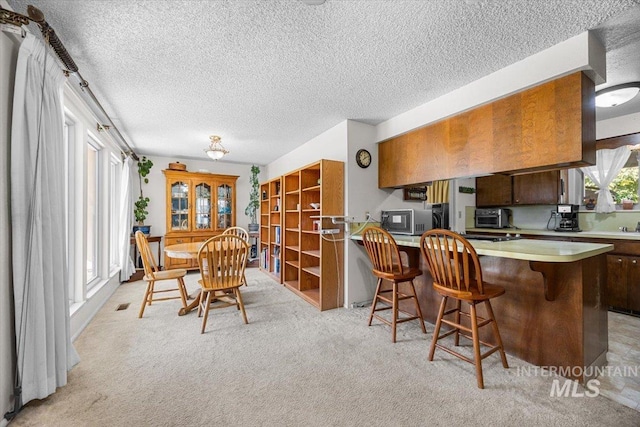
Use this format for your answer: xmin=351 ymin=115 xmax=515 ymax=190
xmin=451 ymin=178 xmax=477 ymax=233
xmin=265 ymin=121 xmax=348 ymax=179
xmin=0 ymin=21 xmax=20 ymax=426
xmin=345 ymin=121 xmax=383 ymax=306
xmin=596 ymin=112 xmax=640 ymax=139
xmin=142 ymin=156 xmax=263 ymax=239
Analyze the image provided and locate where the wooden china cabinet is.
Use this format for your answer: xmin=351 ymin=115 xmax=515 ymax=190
xmin=163 ymin=170 xmax=238 ymax=270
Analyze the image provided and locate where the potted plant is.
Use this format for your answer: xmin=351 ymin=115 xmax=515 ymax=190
xmin=244 ymin=165 xmax=260 ymax=232
xmin=133 ymin=156 xmax=154 ymax=235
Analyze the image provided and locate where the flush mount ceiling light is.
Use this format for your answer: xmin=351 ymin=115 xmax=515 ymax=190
xmin=300 ymin=0 xmax=326 ymax=5
xmin=595 ymin=82 xmax=640 ymax=108
xmin=205 ymin=135 xmax=229 ymax=160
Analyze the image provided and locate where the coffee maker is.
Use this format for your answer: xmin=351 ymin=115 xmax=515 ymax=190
xmin=555 ymin=204 xmax=581 ymax=232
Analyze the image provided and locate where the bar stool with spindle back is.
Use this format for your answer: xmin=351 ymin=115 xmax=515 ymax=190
xmin=361 ymin=227 xmax=427 ymax=343
xmin=419 ymin=229 xmax=508 ymax=389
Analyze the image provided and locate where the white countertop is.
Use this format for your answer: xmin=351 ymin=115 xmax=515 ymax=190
xmin=351 ymin=234 xmax=613 ymax=263
xmin=465 ymin=227 xmax=640 ymax=241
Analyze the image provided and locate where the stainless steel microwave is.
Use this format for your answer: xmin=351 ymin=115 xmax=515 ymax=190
xmin=381 ymin=209 xmax=432 ymax=235
xmin=475 ymin=208 xmax=511 ymax=228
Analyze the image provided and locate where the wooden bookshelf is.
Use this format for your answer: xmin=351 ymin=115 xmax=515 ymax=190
xmin=258 ymin=177 xmax=282 ymax=282
xmin=281 ymin=160 xmax=344 ymax=311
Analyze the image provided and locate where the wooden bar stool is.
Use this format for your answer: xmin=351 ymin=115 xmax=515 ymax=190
xmin=420 ymin=229 xmax=508 ymax=389
xmin=362 ymin=227 xmax=427 ymax=343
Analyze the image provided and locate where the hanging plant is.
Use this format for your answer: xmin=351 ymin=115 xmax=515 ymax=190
xmin=134 ymin=156 xmax=154 ymax=227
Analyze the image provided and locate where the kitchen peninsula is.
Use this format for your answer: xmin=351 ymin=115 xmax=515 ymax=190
xmin=351 ymin=234 xmax=613 ymax=382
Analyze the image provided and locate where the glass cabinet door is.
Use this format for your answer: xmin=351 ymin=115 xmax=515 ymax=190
xmin=217 ymin=183 xmax=233 ymax=230
xmin=194 ymin=182 xmax=212 ymax=230
xmin=170 ymin=181 xmax=189 ymax=231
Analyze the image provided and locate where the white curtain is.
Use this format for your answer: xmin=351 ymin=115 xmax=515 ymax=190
xmin=119 ymin=156 xmax=135 ymax=281
xmin=10 ymin=33 xmax=79 ymax=406
xmin=580 ymin=146 xmax=631 ymax=213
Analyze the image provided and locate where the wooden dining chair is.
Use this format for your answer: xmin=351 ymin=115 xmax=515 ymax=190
xmin=222 ymin=226 xmax=250 ymax=286
xmin=361 ymin=227 xmax=427 ymax=343
xmin=419 ymin=229 xmax=508 ymax=389
xmin=197 ymin=234 xmax=249 ymax=334
xmin=134 ymin=231 xmax=188 ymax=318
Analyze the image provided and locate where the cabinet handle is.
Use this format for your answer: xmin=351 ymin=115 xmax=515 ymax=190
xmin=634 ymin=260 xmax=637 ymax=264
xmin=618 ymin=258 xmax=623 ymax=263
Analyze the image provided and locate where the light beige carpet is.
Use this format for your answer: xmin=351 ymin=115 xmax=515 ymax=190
xmin=11 ymin=268 xmax=640 ymax=426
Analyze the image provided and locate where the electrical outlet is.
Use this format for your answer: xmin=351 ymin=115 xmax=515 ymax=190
xmin=321 ymin=229 xmax=340 ymax=234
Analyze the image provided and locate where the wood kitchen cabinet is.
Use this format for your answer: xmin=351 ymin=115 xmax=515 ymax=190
xmin=513 ymin=170 xmax=561 ymax=205
xmin=378 ymin=72 xmax=595 ymax=188
xmin=606 ymin=254 xmax=640 ymax=314
xmin=475 ymin=174 xmax=512 ymax=207
xmin=163 ymin=170 xmax=238 ymax=270
xmin=476 ymin=170 xmax=561 ymax=207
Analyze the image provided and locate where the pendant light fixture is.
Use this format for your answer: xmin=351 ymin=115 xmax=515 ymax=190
xmin=205 ymin=135 xmax=229 ymax=160
xmin=595 ymin=82 xmax=640 ymax=108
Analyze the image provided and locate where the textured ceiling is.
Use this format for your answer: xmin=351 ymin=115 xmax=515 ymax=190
xmin=7 ymin=0 xmax=640 ymax=164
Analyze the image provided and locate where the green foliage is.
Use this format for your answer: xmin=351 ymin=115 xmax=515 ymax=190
xmin=134 ymin=196 xmax=149 ymax=224
xmin=585 ymin=166 xmax=638 ymax=204
xmin=134 ymin=156 xmax=154 ymax=224
xmin=137 ymin=156 xmax=154 ymax=184
xmin=244 ymin=165 xmax=261 ymax=224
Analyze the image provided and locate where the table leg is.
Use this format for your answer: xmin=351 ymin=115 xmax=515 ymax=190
xmin=179 ymin=290 xmax=201 ymax=316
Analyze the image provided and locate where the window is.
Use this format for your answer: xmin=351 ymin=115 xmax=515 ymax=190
xmin=109 ymin=155 xmax=121 ymax=272
xmin=584 ymin=154 xmax=639 ymax=204
xmin=64 ymin=118 xmax=74 ymax=305
xmin=86 ymin=138 xmax=101 ymax=287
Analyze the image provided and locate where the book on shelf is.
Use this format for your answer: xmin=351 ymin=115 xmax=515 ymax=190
xmin=275 ymin=226 xmax=281 ymax=244
xmin=274 ymin=258 xmax=281 ymax=274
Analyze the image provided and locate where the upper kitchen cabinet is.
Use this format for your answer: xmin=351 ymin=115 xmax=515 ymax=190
xmin=512 ymin=171 xmax=562 ymax=205
xmin=476 ymin=170 xmax=564 ymax=207
xmin=476 ymin=174 xmax=512 ymax=207
xmin=378 ymin=72 xmax=595 ymax=188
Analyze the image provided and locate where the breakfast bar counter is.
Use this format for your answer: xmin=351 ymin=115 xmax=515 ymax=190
xmin=351 ymin=235 xmax=614 ymax=382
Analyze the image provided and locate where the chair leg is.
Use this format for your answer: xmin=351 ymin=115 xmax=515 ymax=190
xmin=392 ymin=281 xmax=398 ymax=343
xmin=470 ymin=302 xmax=484 ymax=389
xmin=235 ymin=288 xmax=248 ymax=324
xmin=138 ymin=281 xmax=153 ymax=318
xmin=454 ymin=299 xmax=462 ymax=346
xmin=197 ymin=289 xmax=205 ymax=317
xmin=409 ymin=280 xmax=427 ymax=334
xmin=368 ymin=278 xmax=383 ymax=326
xmin=429 ymin=296 xmax=447 ymax=361
xmin=177 ymin=277 xmax=188 ymax=309
xmin=485 ymin=300 xmax=509 ymax=368
xmin=201 ymin=291 xmax=214 ymax=334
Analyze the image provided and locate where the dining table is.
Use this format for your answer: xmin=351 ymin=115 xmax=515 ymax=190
xmin=164 ymin=240 xmax=247 ymax=316
xmin=164 ymin=242 xmax=204 ymax=316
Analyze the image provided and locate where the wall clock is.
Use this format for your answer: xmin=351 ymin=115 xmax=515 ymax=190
xmin=356 ymin=149 xmax=371 ymax=168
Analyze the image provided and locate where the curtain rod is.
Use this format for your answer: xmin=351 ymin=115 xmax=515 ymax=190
xmin=0 ymin=5 xmax=140 ymax=161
